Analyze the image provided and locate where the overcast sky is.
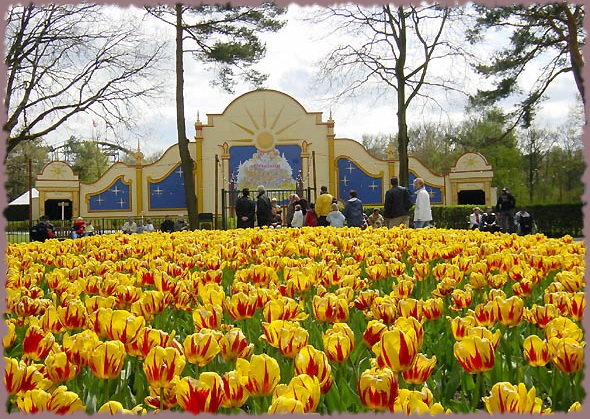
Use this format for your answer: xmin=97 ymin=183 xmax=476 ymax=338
xmin=40 ymin=3 xmax=583 ymax=157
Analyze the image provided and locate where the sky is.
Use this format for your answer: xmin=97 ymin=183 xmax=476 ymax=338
xmin=51 ymin=3 xmax=582 ymax=158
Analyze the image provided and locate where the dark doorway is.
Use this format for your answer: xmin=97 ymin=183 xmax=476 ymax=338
xmin=458 ymin=190 xmax=485 ymax=205
xmin=45 ymin=199 xmax=72 ymax=221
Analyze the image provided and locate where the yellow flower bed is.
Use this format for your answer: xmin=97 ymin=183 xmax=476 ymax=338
xmin=4 ymin=226 xmax=585 ymax=414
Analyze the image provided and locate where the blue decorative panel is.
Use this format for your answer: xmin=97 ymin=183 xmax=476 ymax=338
xmin=337 ymin=158 xmax=383 ymax=205
xmin=229 ymin=145 xmax=302 ymax=195
xmin=408 ymin=172 xmax=443 ymax=204
xmin=88 ymin=177 xmax=131 ymax=211
xmin=149 ymin=163 xmax=187 ymax=210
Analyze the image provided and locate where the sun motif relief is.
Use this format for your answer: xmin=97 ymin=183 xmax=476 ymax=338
xmin=231 ymin=102 xmax=300 ymax=151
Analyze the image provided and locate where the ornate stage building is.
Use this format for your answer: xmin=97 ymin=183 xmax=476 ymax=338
xmin=33 ymin=90 xmax=495 ymax=222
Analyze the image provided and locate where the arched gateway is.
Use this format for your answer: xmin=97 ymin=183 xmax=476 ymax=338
xmin=33 ymin=90 xmax=495 ymax=224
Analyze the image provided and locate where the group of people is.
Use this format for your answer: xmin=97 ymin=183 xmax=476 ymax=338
xmin=234 ymin=177 xmax=434 ymax=230
xmin=71 ymin=216 xmax=95 ymax=238
xmin=468 ymin=187 xmax=533 ymax=235
xmin=120 ymin=215 xmax=190 ymax=234
xmin=235 ymin=185 xmax=323 ymax=229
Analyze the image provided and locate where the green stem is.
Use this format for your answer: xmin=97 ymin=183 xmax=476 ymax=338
xmin=471 ymin=373 xmax=483 ymax=411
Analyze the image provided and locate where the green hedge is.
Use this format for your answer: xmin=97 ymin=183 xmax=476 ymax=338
xmin=364 ymin=203 xmax=584 ymax=238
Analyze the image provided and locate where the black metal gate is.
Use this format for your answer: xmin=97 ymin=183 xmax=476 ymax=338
xmin=221 ymin=187 xmax=315 ymax=230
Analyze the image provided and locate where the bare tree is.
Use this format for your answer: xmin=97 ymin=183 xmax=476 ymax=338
xmin=313 ymin=4 xmax=465 ymax=187
xmin=4 ymin=4 xmax=168 ymax=161
xmin=145 ymin=3 xmax=285 ymax=229
xmin=517 ymin=127 xmax=555 ymax=203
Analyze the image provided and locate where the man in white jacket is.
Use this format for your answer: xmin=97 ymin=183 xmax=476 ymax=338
xmin=413 ymin=177 xmax=432 ymax=228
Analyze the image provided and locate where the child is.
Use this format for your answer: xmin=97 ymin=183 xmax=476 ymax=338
xmin=291 ymin=204 xmax=304 ymax=228
xmin=326 ymin=203 xmax=346 ymax=227
xmin=368 ymin=208 xmax=384 ymax=228
xmin=304 ymin=202 xmax=317 ymax=227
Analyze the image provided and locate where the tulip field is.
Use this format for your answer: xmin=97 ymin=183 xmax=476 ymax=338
xmin=4 ymin=225 xmax=585 ymax=414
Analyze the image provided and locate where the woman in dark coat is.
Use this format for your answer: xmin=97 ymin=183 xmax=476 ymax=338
xmin=235 ymin=188 xmax=256 ymax=228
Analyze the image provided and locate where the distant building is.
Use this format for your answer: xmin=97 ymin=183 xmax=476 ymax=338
xmin=32 ymin=89 xmax=495 ymax=221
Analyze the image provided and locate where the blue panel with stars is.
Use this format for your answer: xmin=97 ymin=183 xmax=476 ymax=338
xmin=408 ymin=172 xmax=443 ymax=204
xmin=336 ymin=158 xmax=383 ymax=205
xmin=88 ymin=178 xmax=131 ymax=211
xmin=149 ymin=163 xmax=187 ymax=210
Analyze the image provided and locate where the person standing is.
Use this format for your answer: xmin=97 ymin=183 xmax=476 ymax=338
xmin=412 ymin=178 xmax=432 ymax=229
xmin=383 ymin=176 xmax=413 ymax=228
xmin=496 ymin=187 xmax=516 ymax=233
xmin=343 ymin=189 xmax=364 ymax=227
xmin=285 ymin=194 xmax=299 ymax=227
xmin=326 ymin=203 xmax=346 ymax=227
xmin=315 ymin=186 xmax=333 ymax=227
xmin=235 ymin=187 xmax=256 ymax=228
xmin=291 ymin=204 xmax=304 ymax=228
xmin=256 ymin=185 xmax=272 ymax=227
xmin=304 ymin=202 xmax=318 ymax=227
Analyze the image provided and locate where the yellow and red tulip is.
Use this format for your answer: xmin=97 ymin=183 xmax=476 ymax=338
xmin=402 ymin=353 xmax=437 ymax=385
xmin=294 ymin=345 xmax=333 ymax=393
xmin=544 ymin=317 xmax=584 ymax=342
xmin=278 ymin=324 xmax=309 ymax=358
xmin=3 ymin=319 xmax=16 ymax=348
xmin=143 ymin=346 xmax=186 ymax=389
xmin=97 ymin=401 xmax=145 ymax=414
xmin=22 ymin=324 xmax=56 ymax=362
xmin=5 ymin=357 xmax=51 ymax=395
xmin=267 ymin=395 xmax=306 ymax=414
xmin=236 ymin=353 xmax=281 ymax=397
xmin=482 ymin=382 xmax=544 ymax=414
xmin=103 ymin=309 xmax=145 ymax=345
xmin=183 ymin=329 xmax=222 ymax=367
xmin=221 ymin=370 xmax=249 ymax=408
xmin=273 ymin=374 xmax=321 ymax=413
xmin=548 ymin=337 xmax=585 ymax=373
xmin=263 ymin=296 xmax=308 ymax=322
xmin=45 ymin=351 xmax=80 ymax=384
xmin=46 ymin=385 xmax=86 ymax=414
xmin=176 ymin=372 xmax=226 ymax=414
xmin=57 ymin=299 xmax=88 ymax=331
xmin=357 ymin=367 xmax=398 ymax=411
xmin=226 ymin=291 xmax=259 ymax=321
xmin=453 ymin=335 xmax=495 ymax=374
xmin=372 ymin=328 xmax=419 ymax=373
xmin=363 ymin=319 xmax=388 ymax=348
xmin=89 ymin=340 xmax=126 ymax=380
xmin=312 ymin=293 xmax=349 ymax=323
xmin=192 ymin=304 xmax=223 ymax=331
xmin=522 ymin=335 xmax=551 ymax=367
xmin=219 ymin=328 xmax=254 ymax=362
xmin=15 ymin=388 xmax=51 ymax=413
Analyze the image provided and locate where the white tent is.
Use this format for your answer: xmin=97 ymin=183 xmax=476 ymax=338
xmin=8 ymin=188 xmax=39 ymax=206
xmin=7 ymin=188 xmax=40 ymax=220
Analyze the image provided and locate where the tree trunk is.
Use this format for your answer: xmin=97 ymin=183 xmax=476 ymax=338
xmin=175 ymin=4 xmax=199 ymax=229
xmin=395 ymin=7 xmax=410 ymax=188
